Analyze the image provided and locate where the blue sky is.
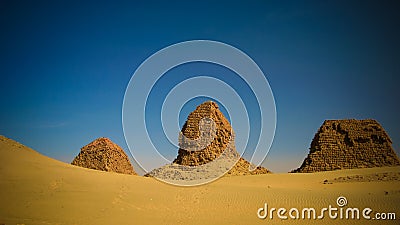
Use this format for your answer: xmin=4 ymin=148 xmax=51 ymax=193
xmin=1 ymin=1 xmax=399 ymax=173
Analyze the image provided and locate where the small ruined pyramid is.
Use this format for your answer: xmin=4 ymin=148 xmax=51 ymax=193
xmin=71 ymin=137 xmax=137 ymax=175
xmin=293 ymin=119 xmax=400 ymax=173
xmin=173 ymin=101 xmax=270 ymax=175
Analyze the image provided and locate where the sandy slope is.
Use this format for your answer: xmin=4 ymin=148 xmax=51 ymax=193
xmin=0 ymin=135 xmax=399 ymax=225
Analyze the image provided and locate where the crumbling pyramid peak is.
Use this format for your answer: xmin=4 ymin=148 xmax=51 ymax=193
xmin=146 ymin=101 xmax=271 ymax=182
xmin=82 ymin=137 xmax=119 ymax=150
xmin=170 ymin=100 xmax=271 ymax=175
xmin=293 ymin=119 xmax=400 ymax=173
xmin=173 ymin=101 xmax=233 ymax=166
xmin=72 ymin=137 xmax=137 ymax=175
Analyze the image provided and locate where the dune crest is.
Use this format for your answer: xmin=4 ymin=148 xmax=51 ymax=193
xmin=1 ymin=134 xmax=399 ymax=225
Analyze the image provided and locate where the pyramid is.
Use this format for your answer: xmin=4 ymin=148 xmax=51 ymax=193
xmin=173 ymin=101 xmax=233 ymax=166
xmin=71 ymin=137 xmax=137 ymax=175
xmin=146 ymin=101 xmax=270 ymax=180
xmin=293 ymin=119 xmax=400 ymax=173
xmin=174 ymin=101 xmax=270 ymax=175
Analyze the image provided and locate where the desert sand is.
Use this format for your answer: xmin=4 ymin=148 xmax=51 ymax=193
xmin=1 ymin=136 xmax=399 ymax=225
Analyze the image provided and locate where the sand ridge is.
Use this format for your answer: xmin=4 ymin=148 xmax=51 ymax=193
xmin=1 ymin=135 xmax=399 ymax=224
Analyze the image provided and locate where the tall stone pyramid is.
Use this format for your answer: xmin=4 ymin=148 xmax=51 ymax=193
xmin=71 ymin=137 xmax=137 ymax=175
xmin=293 ymin=119 xmax=400 ymax=173
xmin=174 ymin=101 xmax=270 ymax=175
xmin=174 ymin=101 xmax=233 ymax=166
xmin=146 ymin=101 xmax=270 ymax=181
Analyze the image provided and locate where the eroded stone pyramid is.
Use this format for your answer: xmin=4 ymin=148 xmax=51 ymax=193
xmin=174 ymin=101 xmax=270 ymax=175
xmin=293 ymin=119 xmax=400 ymax=173
xmin=71 ymin=137 xmax=137 ymax=175
xmin=174 ymin=101 xmax=233 ymax=166
xmin=146 ymin=101 xmax=270 ymax=180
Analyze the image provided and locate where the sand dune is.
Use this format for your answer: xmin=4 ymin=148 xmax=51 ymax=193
xmin=1 ymin=135 xmax=399 ymax=225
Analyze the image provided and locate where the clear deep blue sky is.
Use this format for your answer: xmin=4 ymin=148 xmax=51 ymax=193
xmin=1 ymin=1 xmax=399 ymax=173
